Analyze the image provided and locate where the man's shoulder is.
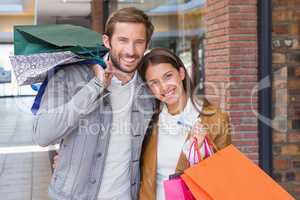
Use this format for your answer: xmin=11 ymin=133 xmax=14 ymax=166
xmin=56 ymin=63 xmax=93 ymax=82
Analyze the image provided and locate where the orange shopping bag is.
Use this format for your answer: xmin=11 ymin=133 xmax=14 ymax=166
xmin=181 ymin=145 xmax=295 ymax=200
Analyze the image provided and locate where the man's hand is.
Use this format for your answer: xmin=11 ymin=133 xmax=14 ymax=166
xmin=53 ymin=153 xmax=59 ymax=169
xmin=91 ymin=61 xmax=113 ymax=88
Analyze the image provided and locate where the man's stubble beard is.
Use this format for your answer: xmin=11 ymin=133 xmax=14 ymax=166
xmin=109 ymin=51 xmax=140 ymax=74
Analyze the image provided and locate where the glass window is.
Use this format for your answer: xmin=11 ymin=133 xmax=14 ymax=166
xmin=0 ymin=0 xmax=36 ymax=96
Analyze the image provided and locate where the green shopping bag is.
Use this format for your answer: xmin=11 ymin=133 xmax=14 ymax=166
xmin=14 ymin=24 xmax=107 ymax=56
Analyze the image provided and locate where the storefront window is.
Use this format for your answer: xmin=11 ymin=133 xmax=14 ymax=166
xmin=0 ymin=0 xmax=207 ymax=97
xmin=0 ymin=0 xmax=36 ymax=96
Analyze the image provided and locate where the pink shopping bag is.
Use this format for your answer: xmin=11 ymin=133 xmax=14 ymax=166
xmin=163 ymin=177 xmax=195 ymax=200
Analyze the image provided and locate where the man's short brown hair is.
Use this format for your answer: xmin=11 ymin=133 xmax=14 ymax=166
xmin=105 ymin=7 xmax=154 ymax=45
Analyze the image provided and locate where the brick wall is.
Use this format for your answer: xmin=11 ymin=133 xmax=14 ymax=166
xmin=204 ymin=0 xmax=259 ymax=162
xmin=272 ymin=0 xmax=300 ymax=198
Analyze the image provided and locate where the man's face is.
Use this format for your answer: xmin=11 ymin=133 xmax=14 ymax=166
xmin=103 ymin=22 xmax=147 ymax=73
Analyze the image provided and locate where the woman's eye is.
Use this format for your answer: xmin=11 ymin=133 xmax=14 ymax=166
xmin=149 ymin=81 xmax=158 ymax=87
xmin=165 ymin=73 xmax=172 ymax=79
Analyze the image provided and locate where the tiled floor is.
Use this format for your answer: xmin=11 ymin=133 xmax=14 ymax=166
xmin=0 ymin=97 xmax=51 ymax=200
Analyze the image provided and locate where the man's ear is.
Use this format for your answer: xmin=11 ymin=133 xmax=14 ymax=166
xmin=103 ymin=34 xmax=111 ymax=49
xmin=146 ymin=41 xmax=151 ymax=50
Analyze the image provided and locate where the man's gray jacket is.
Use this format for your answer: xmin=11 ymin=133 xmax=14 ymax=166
xmin=33 ymin=64 xmax=154 ymax=200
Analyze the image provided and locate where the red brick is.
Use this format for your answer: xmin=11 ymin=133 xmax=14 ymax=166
xmin=228 ymin=0 xmax=257 ymax=5
xmin=288 ymin=132 xmax=300 ymax=142
xmin=228 ymin=29 xmax=257 ymax=35
xmin=205 ymin=69 xmax=229 ymax=75
xmin=272 ymin=10 xmax=294 ymax=22
xmin=273 ymin=0 xmax=300 ymax=7
xmin=205 ymin=42 xmax=229 ymax=50
xmin=293 ymin=10 xmax=300 ymax=21
xmin=205 ymin=0 xmax=259 ymax=165
xmin=229 ymin=13 xmax=257 ymax=21
xmin=230 ymin=111 xmax=256 ymax=117
xmin=273 ymin=158 xmax=291 ymax=170
xmin=273 ymin=24 xmax=289 ymax=34
xmin=207 ymin=28 xmax=228 ymax=38
xmin=229 ymin=69 xmax=257 ymax=75
xmin=273 ymin=53 xmax=286 ymax=64
xmin=227 ymin=89 xmax=257 ymax=97
xmin=228 ymin=83 xmax=257 ymax=89
xmin=228 ymin=35 xmax=257 ymax=41
xmin=239 ymin=146 xmax=258 ymax=153
xmin=230 ymin=54 xmax=257 ymax=62
xmin=205 ymin=76 xmax=230 ymax=82
xmin=206 ymin=0 xmax=227 ymax=13
xmin=281 ymin=144 xmax=300 ymax=156
xmin=204 ymin=62 xmax=231 ymax=69
xmin=229 ymin=48 xmax=257 ymax=55
xmin=206 ymin=14 xmax=228 ymax=26
xmin=206 ymin=55 xmax=230 ymax=63
xmin=205 ymin=48 xmax=230 ymax=57
xmin=289 ymin=23 xmax=300 ymax=35
xmin=228 ymin=42 xmax=257 ymax=48
xmin=273 ymin=132 xmax=287 ymax=143
xmin=229 ymin=20 xmax=257 ymax=28
xmin=205 ymin=6 xmax=229 ymax=20
xmin=296 ymin=171 xmax=300 ymax=181
xmin=206 ymin=35 xmax=230 ymax=44
xmin=234 ymin=126 xmax=257 ymax=131
xmin=229 ymin=76 xmax=257 ymax=82
xmin=207 ymin=21 xmax=230 ymax=32
xmin=233 ymin=140 xmax=258 ymax=147
xmin=228 ymin=104 xmax=257 ymax=110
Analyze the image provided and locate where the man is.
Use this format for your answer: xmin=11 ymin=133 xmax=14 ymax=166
xmin=33 ymin=7 xmax=155 ymax=200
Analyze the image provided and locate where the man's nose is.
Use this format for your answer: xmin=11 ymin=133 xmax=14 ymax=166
xmin=125 ymin=43 xmax=136 ymax=56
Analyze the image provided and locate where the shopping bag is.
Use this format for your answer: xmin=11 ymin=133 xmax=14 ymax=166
xmin=181 ymin=173 xmax=213 ymax=200
xmin=11 ymin=24 xmax=108 ymax=85
xmin=9 ymin=51 xmax=83 ymax=85
xmin=14 ymin=24 xmax=107 ymax=55
xmin=182 ymin=136 xmax=215 ymax=166
xmin=163 ymin=176 xmax=195 ymax=200
xmin=182 ymin=145 xmax=295 ymax=200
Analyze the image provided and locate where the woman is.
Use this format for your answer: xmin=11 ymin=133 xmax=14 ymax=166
xmin=138 ymin=48 xmax=231 ymax=200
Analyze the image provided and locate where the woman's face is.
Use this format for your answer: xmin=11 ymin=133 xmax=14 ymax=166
xmin=145 ymin=63 xmax=186 ymax=107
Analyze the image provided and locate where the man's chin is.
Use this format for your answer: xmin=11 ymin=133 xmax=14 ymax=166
xmin=118 ymin=64 xmax=138 ymax=74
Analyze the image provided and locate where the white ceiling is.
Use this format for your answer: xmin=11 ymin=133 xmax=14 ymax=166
xmin=37 ymin=0 xmax=91 ymax=17
xmin=0 ymin=0 xmax=92 ymax=42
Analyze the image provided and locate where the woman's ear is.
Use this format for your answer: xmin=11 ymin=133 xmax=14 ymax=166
xmin=179 ymin=67 xmax=186 ymax=81
xmin=102 ymin=34 xmax=111 ymax=49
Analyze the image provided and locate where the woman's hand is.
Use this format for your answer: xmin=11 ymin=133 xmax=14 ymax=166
xmin=190 ymin=121 xmax=207 ymax=148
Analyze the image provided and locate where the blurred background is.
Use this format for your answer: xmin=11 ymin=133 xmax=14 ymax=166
xmin=0 ymin=1 xmax=206 ymax=199
xmin=0 ymin=0 xmax=205 ymax=97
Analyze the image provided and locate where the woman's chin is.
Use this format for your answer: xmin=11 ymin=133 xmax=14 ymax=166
xmin=163 ymin=97 xmax=179 ymax=107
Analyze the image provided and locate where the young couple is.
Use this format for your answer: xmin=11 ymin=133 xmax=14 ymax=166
xmin=33 ymin=7 xmax=231 ymax=200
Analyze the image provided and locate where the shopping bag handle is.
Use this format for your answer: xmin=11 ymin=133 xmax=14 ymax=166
xmin=188 ymin=137 xmax=201 ymax=163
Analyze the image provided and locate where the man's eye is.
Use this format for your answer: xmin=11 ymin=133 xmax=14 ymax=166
xmin=136 ymin=40 xmax=145 ymax=45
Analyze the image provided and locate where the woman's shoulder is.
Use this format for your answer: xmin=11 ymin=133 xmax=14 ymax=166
xmin=201 ymin=102 xmax=230 ymax=122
